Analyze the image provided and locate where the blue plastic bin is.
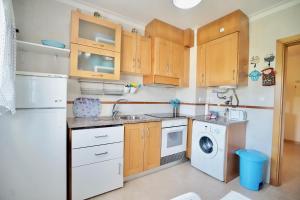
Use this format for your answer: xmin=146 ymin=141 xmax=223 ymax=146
xmin=235 ymin=149 xmax=268 ymax=191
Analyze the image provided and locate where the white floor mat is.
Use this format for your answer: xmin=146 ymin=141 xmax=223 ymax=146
xmin=220 ymin=191 xmax=251 ymax=200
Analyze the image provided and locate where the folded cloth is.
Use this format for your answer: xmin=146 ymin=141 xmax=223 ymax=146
xmin=220 ymin=191 xmax=251 ymax=200
xmin=171 ymin=192 xmax=201 ymax=200
xmin=0 ymin=0 xmax=16 ymax=115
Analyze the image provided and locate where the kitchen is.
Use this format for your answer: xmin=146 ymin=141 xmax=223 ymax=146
xmin=0 ymin=0 xmax=300 ymax=200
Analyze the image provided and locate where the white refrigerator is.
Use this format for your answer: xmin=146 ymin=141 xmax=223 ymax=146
xmin=0 ymin=71 xmax=67 ymax=200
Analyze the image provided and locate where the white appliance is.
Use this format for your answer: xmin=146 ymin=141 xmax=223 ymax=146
xmin=161 ymin=119 xmax=187 ymax=157
xmin=191 ymin=121 xmax=226 ymax=181
xmin=0 ymin=71 xmax=67 ymax=200
xmin=72 ymin=126 xmax=124 ymax=200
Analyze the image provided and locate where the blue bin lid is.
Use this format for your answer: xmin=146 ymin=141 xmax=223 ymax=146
xmin=236 ymin=149 xmax=268 ymax=162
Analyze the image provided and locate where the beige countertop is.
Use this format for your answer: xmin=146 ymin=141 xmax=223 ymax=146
xmin=67 ymin=115 xmax=163 ymax=129
xmin=192 ymin=115 xmax=248 ymax=126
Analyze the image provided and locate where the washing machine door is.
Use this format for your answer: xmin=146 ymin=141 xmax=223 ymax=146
xmin=197 ymin=133 xmax=218 ymax=159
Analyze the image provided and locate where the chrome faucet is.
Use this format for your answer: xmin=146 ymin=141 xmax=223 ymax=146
xmin=112 ymin=99 xmax=128 ymax=119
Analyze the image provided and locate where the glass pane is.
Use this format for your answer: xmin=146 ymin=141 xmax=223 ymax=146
xmin=167 ymin=131 xmax=183 ymax=148
xmin=199 ymin=136 xmax=213 ymax=154
xmin=78 ymin=51 xmax=115 ymax=74
xmin=79 ymin=19 xmax=115 ymax=45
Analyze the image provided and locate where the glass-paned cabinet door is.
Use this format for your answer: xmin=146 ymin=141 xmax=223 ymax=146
xmin=70 ymin=44 xmax=120 ymax=80
xmin=71 ymin=11 xmax=122 ymax=52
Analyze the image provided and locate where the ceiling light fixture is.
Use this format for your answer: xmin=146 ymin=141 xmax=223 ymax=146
xmin=173 ymin=0 xmax=202 ymax=9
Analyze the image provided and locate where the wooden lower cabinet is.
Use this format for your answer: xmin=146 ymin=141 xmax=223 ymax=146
xmin=143 ymin=122 xmax=161 ymax=170
xmin=124 ymin=122 xmax=161 ymax=177
xmin=124 ymin=123 xmax=144 ymax=176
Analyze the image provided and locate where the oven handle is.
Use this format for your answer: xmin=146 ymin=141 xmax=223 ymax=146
xmin=162 ymin=125 xmax=187 ymax=129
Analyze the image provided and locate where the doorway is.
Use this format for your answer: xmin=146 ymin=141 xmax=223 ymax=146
xmin=271 ymin=34 xmax=300 ymax=186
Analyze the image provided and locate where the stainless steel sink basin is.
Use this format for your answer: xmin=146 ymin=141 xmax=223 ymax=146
xmin=118 ymin=115 xmax=143 ymax=120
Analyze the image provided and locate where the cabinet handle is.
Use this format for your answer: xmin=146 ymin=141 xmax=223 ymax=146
xmin=233 ymin=69 xmax=236 ymax=80
xmin=94 ymin=43 xmax=105 ymax=47
xmin=201 ymin=74 xmax=204 ymax=83
xmin=118 ymin=163 xmax=122 ymax=175
xmin=141 ymin=129 xmax=144 ymax=140
xmin=94 ymin=152 xmax=108 ymax=156
xmin=137 ymin=58 xmax=141 ymax=68
xmin=146 ymin=127 xmax=150 ymax=137
xmin=94 ymin=134 xmax=108 ymax=138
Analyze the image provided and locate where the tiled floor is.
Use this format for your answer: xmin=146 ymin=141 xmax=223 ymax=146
xmin=92 ymin=142 xmax=300 ymax=200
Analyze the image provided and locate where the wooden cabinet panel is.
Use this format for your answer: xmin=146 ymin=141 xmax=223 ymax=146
xmin=197 ymin=10 xmax=248 ymax=45
xmin=157 ymin=38 xmax=172 ymax=76
xmin=70 ymin=44 xmax=120 ymax=80
xmin=205 ymin=33 xmax=239 ymax=86
xmin=137 ymin=35 xmax=151 ymax=75
xmin=121 ymin=31 xmax=137 ymax=74
xmin=143 ymin=122 xmax=161 ymax=171
xmin=124 ymin=122 xmax=161 ymax=177
xmin=171 ymin=42 xmax=184 ymax=78
xmin=180 ymin=48 xmax=190 ymax=87
xmin=71 ymin=10 xmax=122 ymax=52
xmin=145 ymin=19 xmax=184 ymax=45
xmin=186 ymin=118 xmax=193 ymax=159
xmin=196 ymin=45 xmax=206 ymax=87
xmin=124 ymin=123 xmax=144 ymax=177
xmin=121 ymin=31 xmax=151 ymax=75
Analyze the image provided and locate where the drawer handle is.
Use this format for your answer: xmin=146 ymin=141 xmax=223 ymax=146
xmin=118 ymin=163 xmax=122 ymax=175
xmin=94 ymin=134 xmax=108 ymax=138
xmin=94 ymin=152 xmax=108 ymax=156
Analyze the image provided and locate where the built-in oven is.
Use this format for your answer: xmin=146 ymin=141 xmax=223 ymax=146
xmin=161 ymin=119 xmax=187 ymax=165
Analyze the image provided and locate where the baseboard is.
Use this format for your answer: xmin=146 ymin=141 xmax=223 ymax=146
xmin=124 ymin=159 xmax=187 ymax=182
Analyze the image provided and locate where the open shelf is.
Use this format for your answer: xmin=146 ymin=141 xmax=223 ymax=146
xmin=17 ymin=40 xmax=70 ymax=57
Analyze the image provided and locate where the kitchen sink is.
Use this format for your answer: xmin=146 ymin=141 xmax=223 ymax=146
xmin=118 ymin=115 xmax=143 ymax=120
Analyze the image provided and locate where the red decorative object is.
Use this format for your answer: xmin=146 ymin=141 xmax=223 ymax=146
xmin=261 ymin=67 xmax=276 ymax=86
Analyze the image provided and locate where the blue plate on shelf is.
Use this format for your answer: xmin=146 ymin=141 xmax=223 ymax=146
xmin=41 ymin=40 xmax=65 ymax=49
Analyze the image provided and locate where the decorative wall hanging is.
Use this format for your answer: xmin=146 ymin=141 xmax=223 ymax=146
xmin=248 ymin=56 xmax=261 ymax=81
xmin=262 ymin=54 xmax=276 ymax=86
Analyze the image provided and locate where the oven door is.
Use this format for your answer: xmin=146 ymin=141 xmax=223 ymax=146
xmin=161 ymin=126 xmax=187 ymax=157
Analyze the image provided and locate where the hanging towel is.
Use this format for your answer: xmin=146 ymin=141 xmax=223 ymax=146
xmin=0 ymin=0 xmax=16 ymax=115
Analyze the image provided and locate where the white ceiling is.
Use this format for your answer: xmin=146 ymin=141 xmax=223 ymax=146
xmin=77 ymin=0 xmax=293 ymax=29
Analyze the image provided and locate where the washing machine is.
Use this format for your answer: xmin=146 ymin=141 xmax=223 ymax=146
xmin=191 ymin=121 xmax=227 ymax=181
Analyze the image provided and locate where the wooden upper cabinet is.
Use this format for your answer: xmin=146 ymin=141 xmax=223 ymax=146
xmin=121 ymin=31 xmax=151 ymax=75
xmin=196 ymin=9 xmax=249 ymax=87
xmin=137 ymin=35 xmax=152 ymax=75
xmin=71 ymin=10 xmax=122 ymax=52
xmin=121 ymin=31 xmax=137 ymax=74
xmin=70 ymin=10 xmax=122 ymax=80
xmin=171 ymin=42 xmax=184 ymax=78
xmin=197 ymin=10 xmax=248 ymax=46
xmin=70 ymin=43 xmax=120 ymax=80
xmin=156 ymin=38 xmax=172 ymax=76
xmin=124 ymin=123 xmax=145 ymax=177
xmin=152 ymin=37 xmax=182 ymax=78
xmin=143 ymin=122 xmax=161 ymax=171
xmin=124 ymin=122 xmax=161 ymax=177
xmin=144 ymin=19 xmax=192 ymax=87
xmin=205 ymin=33 xmax=238 ymax=86
xmin=196 ymin=45 xmax=206 ymax=87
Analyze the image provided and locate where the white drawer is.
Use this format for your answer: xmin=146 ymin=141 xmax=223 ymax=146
xmin=72 ymin=142 xmax=123 ymax=167
xmin=72 ymin=126 xmax=124 ymax=149
xmin=72 ymin=158 xmax=123 ymax=200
